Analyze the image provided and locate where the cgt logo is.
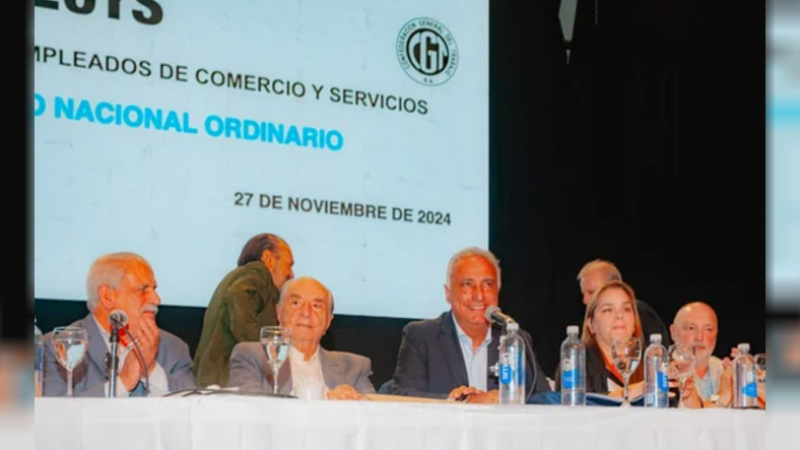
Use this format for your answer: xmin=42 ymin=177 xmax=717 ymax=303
xmin=34 ymin=0 xmax=163 ymax=25
xmin=396 ymin=17 xmax=458 ymax=86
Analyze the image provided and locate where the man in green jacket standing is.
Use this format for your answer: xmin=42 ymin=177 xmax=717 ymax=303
xmin=193 ymin=233 xmax=295 ymax=387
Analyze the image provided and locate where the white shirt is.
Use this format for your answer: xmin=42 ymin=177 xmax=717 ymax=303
xmin=93 ymin=317 xmax=169 ymax=397
xmin=694 ymin=356 xmax=724 ymax=401
xmin=288 ymin=346 xmax=327 ymax=396
xmin=452 ymin=315 xmax=492 ymax=392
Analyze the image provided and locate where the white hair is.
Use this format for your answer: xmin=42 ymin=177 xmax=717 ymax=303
xmin=577 ymin=259 xmax=622 ymax=286
xmin=445 ymin=247 xmax=501 ymax=288
xmin=85 ymin=252 xmax=149 ymax=311
xmin=278 ymin=276 xmax=335 ymax=313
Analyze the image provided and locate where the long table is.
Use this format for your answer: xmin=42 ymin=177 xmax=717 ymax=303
xmin=35 ymin=396 xmax=766 ymax=450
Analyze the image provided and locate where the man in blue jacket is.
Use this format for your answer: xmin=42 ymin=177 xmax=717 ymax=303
xmin=390 ymin=247 xmax=551 ymax=403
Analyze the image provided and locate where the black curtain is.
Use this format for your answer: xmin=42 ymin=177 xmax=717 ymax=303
xmin=492 ymin=0 xmax=764 ymax=376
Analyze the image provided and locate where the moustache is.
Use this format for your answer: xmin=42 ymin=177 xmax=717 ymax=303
xmin=140 ymin=304 xmax=159 ymax=315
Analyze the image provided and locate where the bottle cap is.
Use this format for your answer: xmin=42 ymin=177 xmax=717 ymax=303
xmin=737 ymin=343 xmax=750 ymax=353
xmin=567 ymin=325 xmax=579 ymax=335
xmin=650 ymin=333 xmax=661 ymax=342
xmin=506 ymin=322 xmax=519 ymax=331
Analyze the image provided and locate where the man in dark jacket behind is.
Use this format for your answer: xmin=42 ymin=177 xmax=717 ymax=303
xmin=193 ymin=233 xmax=294 ymax=387
xmin=577 ymin=259 xmax=671 ymax=348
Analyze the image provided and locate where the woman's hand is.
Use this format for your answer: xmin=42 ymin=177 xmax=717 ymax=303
xmin=608 ymin=381 xmax=644 ymax=399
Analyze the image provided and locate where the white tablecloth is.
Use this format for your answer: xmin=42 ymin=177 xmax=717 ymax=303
xmin=35 ymin=396 xmax=766 ymax=450
xmin=768 ymin=411 xmax=800 ymax=450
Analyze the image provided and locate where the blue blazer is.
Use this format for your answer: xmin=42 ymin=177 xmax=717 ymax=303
xmin=389 ymin=311 xmax=551 ymax=399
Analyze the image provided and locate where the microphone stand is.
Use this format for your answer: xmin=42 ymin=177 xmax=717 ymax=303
xmin=108 ymin=320 xmax=120 ymax=398
xmin=488 ymin=321 xmax=538 ymax=402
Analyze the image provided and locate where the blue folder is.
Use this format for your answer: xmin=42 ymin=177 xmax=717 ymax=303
xmin=527 ymin=391 xmax=644 ymax=407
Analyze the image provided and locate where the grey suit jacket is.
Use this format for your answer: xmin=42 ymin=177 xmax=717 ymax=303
xmin=228 ymin=342 xmax=376 ymax=395
xmin=42 ymin=314 xmax=197 ymax=397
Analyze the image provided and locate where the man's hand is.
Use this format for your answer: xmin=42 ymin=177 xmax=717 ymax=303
xmin=447 ymin=385 xmax=482 ymax=401
xmin=716 ymin=357 xmax=734 ymax=407
xmin=119 ymin=353 xmax=143 ymax=391
xmin=136 ymin=315 xmax=160 ymax=376
xmin=678 ymin=375 xmax=703 ymax=408
xmin=118 ymin=316 xmax=160 ymax=392
xmin=326 ymin=384 xmax=363 ymax=400
xmin=466 ymin=389 xmax=499 ymax=404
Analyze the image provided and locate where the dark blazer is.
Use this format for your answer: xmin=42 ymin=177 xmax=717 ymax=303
xmin=636 ymin=299 xmax=671 ymax=348
xmin=390 ymin=311 xmax=551 ymax=399
xmin=42 ymin=314 xmax=196 ymax=397
xmin=554 ymin=343 xmax=621 ymax=395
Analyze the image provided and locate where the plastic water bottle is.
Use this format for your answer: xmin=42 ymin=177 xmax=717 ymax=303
xmin=733 ymin=343 xmax=758 ymax=409
xmin=560 ymin=325 xmax=585 ymax=405
xmin=498 ymin=322 xmax=526 ymax=404
xmin=34 ymin=317 xmax=43 ymax=397
xmin=643 ymin=334 xmax=669 ymax=408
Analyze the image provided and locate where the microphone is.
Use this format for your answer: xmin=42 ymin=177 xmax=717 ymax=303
xmin=484 ymin=306 xmax=517 ymax=326
xmin=109 ymin=309 xmax=129 ymax=328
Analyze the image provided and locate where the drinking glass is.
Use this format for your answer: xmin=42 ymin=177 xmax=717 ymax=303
xmin=755 ymin=353 xmax=766 ymax=383
xmin=668 ymin=345 xmax=696 ymax=403
xmin=53 ymin=326 xmax=88 ymax=397
xmin=260 ymin=326 xmax=291 ymax=394
xmin=611 ymin=337 xmax=642 ymax=407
